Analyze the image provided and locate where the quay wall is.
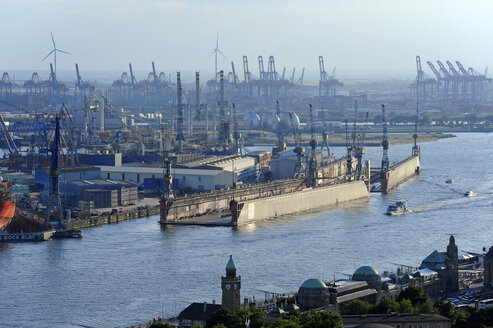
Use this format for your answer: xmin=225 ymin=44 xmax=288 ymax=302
xmin=386 ymin=155 xmax=421 ymax=192
xmin=236 ymin=180 xmax=369 ymax=224
xmin=65 ymin=206 xmax=160 ymax=230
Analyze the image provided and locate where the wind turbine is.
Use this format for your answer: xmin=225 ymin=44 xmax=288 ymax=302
xmin=42 ymin=32 xmax=71 ymax=76
xmin=209 ymin=31 xmax=227 ymax=79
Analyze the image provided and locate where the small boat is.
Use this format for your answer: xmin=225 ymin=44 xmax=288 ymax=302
xmin=386 ymin=201 xmax=409 ymax=216
xmin=464 ymin=190 xmax=475 ymax=197
xmin=446 ymin=179 xmax=454 ymax=184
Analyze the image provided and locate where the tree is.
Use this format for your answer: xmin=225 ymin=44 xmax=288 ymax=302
xmin=396 ymin=299 xmax=414 ymax=314
xmin=397 ymin=286 xmax=430 ymax=308
xmin=206 ymin=308 xmax=239 ymax=328
xmin=372 ymin=297 xmax=395 ymax=314
xmin=149 ymin=322 xmax=173 ymax=328
xmin=299 ymin=310 xmax=343 ymax=328
xmin=271 ymin=319 xmax=302 ymax=328
xmin=341 ymin=299 xmax=371 ymax=315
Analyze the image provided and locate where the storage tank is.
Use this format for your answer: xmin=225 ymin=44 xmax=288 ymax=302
xmin=243 ymin=112 xmax=261 ymax=129
xmin=262 ymin=113 xmax=280 ymax=131
xmin=279 ymin=112 xmax=301 ymax=131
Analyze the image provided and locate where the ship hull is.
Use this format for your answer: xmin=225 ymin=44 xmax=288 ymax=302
xmin=0 ymin=201 xmax=16 ymax=230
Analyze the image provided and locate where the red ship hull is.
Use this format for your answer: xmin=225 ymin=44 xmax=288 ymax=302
xmin=0 ymin=201 xmax=16 ymax=230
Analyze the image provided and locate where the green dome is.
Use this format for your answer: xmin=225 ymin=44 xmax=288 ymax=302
xmin=353 ymin=266 xmax=380 ymax=281
xmin=226 ymin=255 xmax=237 ymax=271
xmin=300 ymin=278 xmax=327 ymax=289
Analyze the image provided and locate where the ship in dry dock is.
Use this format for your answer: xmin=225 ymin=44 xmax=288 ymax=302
xmin=160 ymin=104 xmax=372 ymax=227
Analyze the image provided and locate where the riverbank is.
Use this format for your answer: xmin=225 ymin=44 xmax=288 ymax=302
xmin=251 ymin=132 xmax=455 ymax=147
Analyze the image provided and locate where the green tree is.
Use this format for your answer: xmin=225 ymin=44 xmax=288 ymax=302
xmin=372 ymin=297 xmax=395 ymax=314
xmin=397 ymin=286 xmax=430 ymax=308
xmin=299 ymin=310 xmax=342 ymax=328
xmin=235 ymin=306 xmax=267 ymax=328
xmin=341 ymin=299 xmax=371 ymax=315
xmin=212 ymin=325 xmax=227 ymax=328
xmin=206 ymin=308 xmax=239 ymax=328
xmin=396 ymin=299 xmax=414 ymax=313
xmin=270 ymin=319 xmax=302 ymax=328
xmin=149 ymin=322 xmax=173 ymax=328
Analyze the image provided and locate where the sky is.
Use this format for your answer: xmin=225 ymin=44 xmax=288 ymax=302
xmin=0 ymin=0 xmax=492 ymax=80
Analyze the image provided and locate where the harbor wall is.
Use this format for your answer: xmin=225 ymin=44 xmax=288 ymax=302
xmin=385 ymin=155 xmax=421 ymax=192
xmin=65 ymin=206 xmax=160 ymax=230
xmin=236 ymin=180 xmax=369 ymax=224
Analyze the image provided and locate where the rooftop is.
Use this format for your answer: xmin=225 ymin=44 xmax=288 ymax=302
xmin=353 ymin=266 xmax=381 ymax=280
xmin=97 ymin=165 xmax=226 ymax=176
xmin=420 ymin=250 xmax=448 ymax=270
xmin=178 ymin=302 xmax=222 ymax=321
xmin=226 ymin=255 xmax=237 ymax=271
xmin=300 ymin=278 xmax=327 ymax=289
xmin=342 ymin=313 xmax=451 ymax=324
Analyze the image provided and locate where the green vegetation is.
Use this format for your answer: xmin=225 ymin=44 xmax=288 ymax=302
xmin=206 ymin=306 xmax=342 ymax=328
xmin=198 ymin=287 xmax=493 ymax=328
xmin=149 ymin=322 xmax=173 ymax=328
xmin=341 ymin=286 xmax=493 ymax=328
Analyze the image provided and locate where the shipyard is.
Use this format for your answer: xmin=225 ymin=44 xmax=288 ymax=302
xmin=2 ymin=1 xmax=493 ymax=327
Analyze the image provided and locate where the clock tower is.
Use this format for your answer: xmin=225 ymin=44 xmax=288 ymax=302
xmin=221 ymin=255 xmax=241 ymax=312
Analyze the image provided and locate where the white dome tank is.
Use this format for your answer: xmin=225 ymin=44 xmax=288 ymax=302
xmin=243 ymin=112 xmax=261 ymax=129
xmin=262 ymin=113 xmax=280 ymax=131
xmin=279 ymin=112 xmax=300 ymax=131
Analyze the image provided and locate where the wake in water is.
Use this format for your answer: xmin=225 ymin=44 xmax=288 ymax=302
xmin=401 ymin=192 xmax=488 ymax=215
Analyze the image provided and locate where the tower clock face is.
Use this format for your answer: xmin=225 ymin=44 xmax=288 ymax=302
xmin=226 ymin=284 xmax=231 ymax=290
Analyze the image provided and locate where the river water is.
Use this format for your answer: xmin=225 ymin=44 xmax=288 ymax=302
xmin=1 ymin=133 xmax=492 ymax=327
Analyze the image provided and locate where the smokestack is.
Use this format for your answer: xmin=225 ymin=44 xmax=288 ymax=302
xmin=203 ymin=302 xmax=207 ymax=313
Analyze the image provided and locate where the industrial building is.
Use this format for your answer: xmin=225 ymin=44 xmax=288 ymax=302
xmin=64 ymin=179 xmax=138 ymax=208
xmin=97 ymin=165 xmax=236 ymax=192
xmin=35 ymin=166 xmax=101 ymax=190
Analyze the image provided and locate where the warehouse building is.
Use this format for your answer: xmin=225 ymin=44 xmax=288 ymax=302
xmin=35 ymin=166 xmax=101 ymax=190
xmin=64 ymin=179 xmax=138 ymax=208
xmin=98 ymin=166 xmax=236 ymax=193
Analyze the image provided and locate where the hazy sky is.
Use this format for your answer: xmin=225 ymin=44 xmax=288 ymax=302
xmin=1 ymin=0 xmax=492 ymax=78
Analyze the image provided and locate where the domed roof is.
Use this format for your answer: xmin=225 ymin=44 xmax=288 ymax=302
xmin=300 ymin=278 xmax=327 ymax=289
xmin=226 ymin=255 xmax=237 ymax=271
xmin=353 ymin=266 xmax=380 ymax=281
xmin=420 ymin=250 xmax=448 ymax=270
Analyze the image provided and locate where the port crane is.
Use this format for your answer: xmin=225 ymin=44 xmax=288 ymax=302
xmin=307 ymin=104 xmax=319 ymax=187
xmin=380 ymin=104 xmax=389 ymax=173
xmin=345 ymin=119 xmax=352 ymax=180
xmin=319 ymin=101 xmax=331 ymax=157
xmin=44 ymin=114 xmax=64 ymax=229
xmin=353 ymin=108 xmax=369 ymax=181
xmin=176 ymin=72 xmax=185 ymax=152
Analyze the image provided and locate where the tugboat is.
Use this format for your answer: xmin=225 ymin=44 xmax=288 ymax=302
xmin=386 ymin=201 xmax=409 ymax=216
